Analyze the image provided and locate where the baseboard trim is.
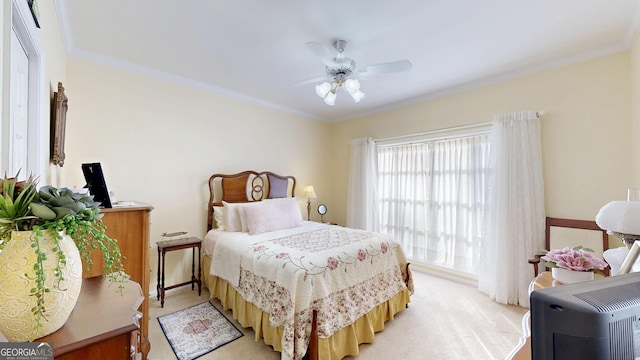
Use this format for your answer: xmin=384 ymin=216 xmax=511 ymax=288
xmin=410 ymin=262 xmax=478 ymax=287
xmin=149 ymin=285 xmax=198 ymax=299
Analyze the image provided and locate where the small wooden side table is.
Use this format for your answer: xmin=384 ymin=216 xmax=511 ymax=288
xmin=507 ymin=272 xmax=558 ymax=360
xmin=507 ymin=271 xmax=608 ymax=359
xmin=156 ymin=236 xmax=202 ymax=308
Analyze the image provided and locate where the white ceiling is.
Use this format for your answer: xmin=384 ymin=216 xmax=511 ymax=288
xmin=56 ymin=0 xmax=640 ymax=122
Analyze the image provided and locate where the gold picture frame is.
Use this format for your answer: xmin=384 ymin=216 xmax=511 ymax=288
xmin=50 ymin=82 xmax=67 ymax=167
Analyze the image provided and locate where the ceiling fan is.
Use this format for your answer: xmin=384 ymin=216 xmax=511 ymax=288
xmin=303 ymin=39 xmax=412 ymax=106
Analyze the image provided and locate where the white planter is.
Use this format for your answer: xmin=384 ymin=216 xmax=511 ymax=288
xmin=551 ymin=267 xmax=594 ymax=284
xmin=0 ymin=230 xmax=82 ymax=341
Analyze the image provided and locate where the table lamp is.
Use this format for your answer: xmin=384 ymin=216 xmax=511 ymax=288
xmin=595 ymin=200 xmax=640 ymax=247
xmin=302 ymin=185 xmax=317 ymax=221
xmin=596 ymin=190 xmax=640 ymax=274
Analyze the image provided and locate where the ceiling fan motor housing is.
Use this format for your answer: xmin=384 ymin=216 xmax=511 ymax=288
xmin=327 ymin=58 xmax=356 ymax=81
xmin=324 ymin=39 xmax=355 ymax=82
xmin=334 ymin=39 xmax=348 ymax=53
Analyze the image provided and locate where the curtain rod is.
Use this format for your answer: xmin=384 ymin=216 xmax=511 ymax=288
xmin=376 ymin=111 xmax=544 ymax=144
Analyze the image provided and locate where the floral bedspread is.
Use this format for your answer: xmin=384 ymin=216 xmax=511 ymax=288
xmin=209 ymin=222 xmax=412 ymax=360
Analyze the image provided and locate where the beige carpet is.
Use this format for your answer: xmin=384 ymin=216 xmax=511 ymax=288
xmin=147 ymin=271 xmax=527 ymax=360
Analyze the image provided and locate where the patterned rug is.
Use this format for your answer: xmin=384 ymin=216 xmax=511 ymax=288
xmin=157 ymin=301 xmax=243 ymax=360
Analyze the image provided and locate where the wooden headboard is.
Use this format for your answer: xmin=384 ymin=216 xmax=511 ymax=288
xmin=207 ymin=171 xmax=296 ymax=230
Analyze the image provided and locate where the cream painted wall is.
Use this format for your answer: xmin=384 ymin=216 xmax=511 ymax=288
xmin=36 ymin=0 xmax=68 ymax=185
xmin=331 ymin=52 xmax=632 ymax=225
xmin=64 ymin=57 xmax=332 ymax=292
xmin=3 ymin=2 xmax=636 ymax=297
xmin=3 ymin=2 xmax=334 ymax=296
xmin=631 ymin=36 xmax=640 ymax=187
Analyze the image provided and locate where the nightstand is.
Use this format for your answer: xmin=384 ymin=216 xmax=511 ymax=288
xmin=156 ymin=234 xmax=202 ymax=308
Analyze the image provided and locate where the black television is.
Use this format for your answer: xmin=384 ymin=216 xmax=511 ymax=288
xmin=530 ymin=272 xmax=640 ymax=359
xmin=81 ymin=163 xmax=112 ymax=208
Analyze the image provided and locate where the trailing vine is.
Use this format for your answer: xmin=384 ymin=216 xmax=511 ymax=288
xmin=0 ymin=174 xmax=127 ymax=338
xmin=28 ymin=228 xmax=65 ymax=334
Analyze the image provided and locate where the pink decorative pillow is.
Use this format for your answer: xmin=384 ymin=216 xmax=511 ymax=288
xmin=241 ymin=198 xmax=303 ymax=235
xmin=238 ymin=201 xmax=263 ymax=232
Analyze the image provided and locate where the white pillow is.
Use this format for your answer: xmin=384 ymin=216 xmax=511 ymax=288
xmin=223 ymin=201 xmax=243 ymax=232
xmin=213 ymin=206 xmax=226 ymax=231
xmin=237 ymin=201 xmax=263 ymax=232
xmin=242 ymin=198 xmax=303 ymax=235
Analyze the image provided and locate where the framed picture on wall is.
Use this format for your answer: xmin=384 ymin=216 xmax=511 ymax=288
xmin=50 ymin=82 xmax=67 ymax=167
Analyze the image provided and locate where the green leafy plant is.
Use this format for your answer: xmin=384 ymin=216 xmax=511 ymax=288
xmin=0 ymin=172 xmax=126 ymax=333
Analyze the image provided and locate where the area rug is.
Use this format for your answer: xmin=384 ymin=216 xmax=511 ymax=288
xmin=157 ymin=301 xmax=243 ymax=360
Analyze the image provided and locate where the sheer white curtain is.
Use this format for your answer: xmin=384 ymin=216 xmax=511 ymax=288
xmin=346 ymin=138 xmax=379 ymax=231
xmin=378 ymin=143 xmax=429 ymax=259
xmin=427 ymin=136 xmax=489 ymax=273
xmin=479 ymin=111 xmax=545 ymax=308
xmin=377 ymin=135 xmax=490 ymax=274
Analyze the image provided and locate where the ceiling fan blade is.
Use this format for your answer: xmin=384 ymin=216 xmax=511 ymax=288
xmin=305 ymin=41 xmax=335 ymax=67
xmin=295 ymin=75 xmax=330 ymax=86
xmin=359 ymin=59 xmax=412 ymax=76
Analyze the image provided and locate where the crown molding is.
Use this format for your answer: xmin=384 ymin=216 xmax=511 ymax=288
xmin=53 ymin=0 xmax=322 ymax=122
xmin=54 ymin=0 xmax=639 ymax=124
xmin=341 ymin=42 xmax=630 ymax=123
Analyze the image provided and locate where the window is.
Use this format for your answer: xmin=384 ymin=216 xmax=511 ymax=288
xmin=2 ymin=0 xmax=46 ymax=179
xmin=377 ymin=131 xmax=490 ymax=276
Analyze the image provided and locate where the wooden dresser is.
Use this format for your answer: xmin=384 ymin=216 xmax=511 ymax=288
xmin=37 ymin=277 xmax=143 ymax=359
xmin=81 ymin=203 xmax=153 ymax=360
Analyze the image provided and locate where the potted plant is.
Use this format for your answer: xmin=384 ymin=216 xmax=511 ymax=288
xmin=0 ymin=172 xmax=126 ymax=341
xmin=541 ymin=246 xmax=609 ymax=284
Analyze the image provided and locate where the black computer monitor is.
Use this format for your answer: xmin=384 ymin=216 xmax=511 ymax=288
xmin=81 ymin=163 xmax=112 ymax=208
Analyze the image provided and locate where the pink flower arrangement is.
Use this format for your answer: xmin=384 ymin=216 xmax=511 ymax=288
xmin=541 ymin=246 xmax=609 ymax=272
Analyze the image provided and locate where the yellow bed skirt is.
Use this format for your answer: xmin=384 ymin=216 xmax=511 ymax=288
xmin=202 ymin=254 xmax=411 ymax=359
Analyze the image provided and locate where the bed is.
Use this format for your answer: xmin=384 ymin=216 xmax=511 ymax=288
xmin=202 ymin=171 xmax=413 ymax=360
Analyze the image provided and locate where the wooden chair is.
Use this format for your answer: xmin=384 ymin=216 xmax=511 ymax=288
xmin=529 ymin=217 xmax=611 ymax=276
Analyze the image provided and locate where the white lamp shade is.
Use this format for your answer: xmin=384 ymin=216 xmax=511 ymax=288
xmin=324 ymin=91 xmax=337 ymax=106
xmin=350 ymin=90 xmax=365 ymax=103
xmin=315 ymin=82 xmax=331 ymax=98
xmin=303 ymin=185 xmax=317 ymax=199
xmin=344 ymin=79 xmax=360 ymax=94
xmin=595 ymin=201 xmax=640 ymax=235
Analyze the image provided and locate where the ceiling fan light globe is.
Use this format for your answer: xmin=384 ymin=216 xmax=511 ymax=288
xmin=315 ymin=82 xmax=331 ymax=98
xmin=351 ymin=90 xmax=365 ymax=103
xmin=344 ymin=79 xmax=360 ymax=94
xmin=324 ymin=91 xmax=337 ymax=106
